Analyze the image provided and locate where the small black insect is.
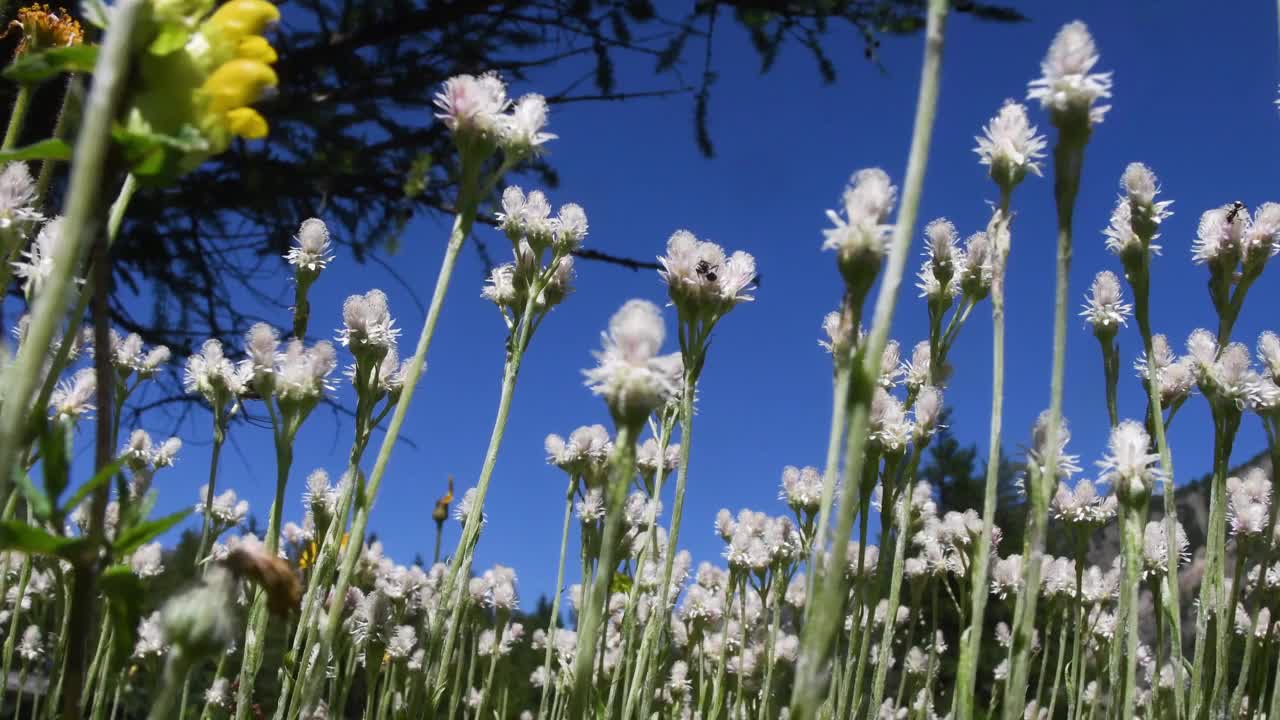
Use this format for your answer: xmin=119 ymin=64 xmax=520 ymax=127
xmin=1226 ymin=201 xmax=1246 ymax=224
xmin=695 ymin=260 xmax=718 ymax=283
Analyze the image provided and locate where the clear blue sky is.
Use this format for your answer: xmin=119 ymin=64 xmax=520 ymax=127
xmin=126 ymin=1 xmax=1280 ymax=602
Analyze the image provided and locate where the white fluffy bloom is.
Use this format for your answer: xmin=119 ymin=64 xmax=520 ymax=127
xmin=183 ymin=339 xmax=246 ymax=402
xmin=433 ymin=72 xmax=509 ymax=138
xmin=0 ymin=162 xmax=40 ymax=233
xmin=658 ymin=230 xmax=756 ymax=316
xmin=1097 ymin=420 xmax=1162 ymax=499
xmin=130 ymin=542 xmax=165 ymax=578
xmin=338 ymin=289 xmax=399 ymax=350
xmin=779 ymin=465 xmax=824 ymax=513
xmin=17 ymin=625 xmax=42 ymax=662
xmin=50 ymin=367 xmax=97 ymax=419
xmin=583 ymin=300 xmax=681 ymax=422
xmin=974 ymin=100 xmax=1046 ymax=187
xmin=819 ymin=310 xmax=854 ymax=357
xmin=500 ymin=93 xmax=556 ymax=154
xmin=1026 ymin=21 xmax=1112 ymax=126
xmin=1080 ymin=270 xmax=1131 ymax=334
xmin=1051 ymin=479 xmax=1117 ymax=526
xmin=274 ymin=339 xmax=338 ymax=402
xmin=1141 ymin=520 xmax=1190 ymax=579
xmin=12 ymin=216 xmax=66 ymax=298
xmin=823 ymin=168 xmax=896 ymax=267
xmin=285 ymin=218 xmax=333 ymax=273
xmin=1193 ymin=204 xmax=1249 ymax=265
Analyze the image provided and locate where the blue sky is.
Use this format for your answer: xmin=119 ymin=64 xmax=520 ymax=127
xmin=119 ymin=1 xmax=1280 ymax=602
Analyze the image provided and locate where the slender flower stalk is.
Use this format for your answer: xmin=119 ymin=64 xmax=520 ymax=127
xmin=790 ymin=2 xmax=949 ymax=717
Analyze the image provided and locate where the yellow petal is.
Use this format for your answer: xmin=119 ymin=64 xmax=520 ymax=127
xmin=206 ymin=0 xmax=279 ymax=43
xmin=225 ymin=107 xmax=268 ymax=139
xmin=237 ymin=35 xmax=276 ymax=64
xmin=202 ymin=59 xmax=277 ymax=113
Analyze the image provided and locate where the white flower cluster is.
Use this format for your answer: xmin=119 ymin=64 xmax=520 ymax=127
xmin=658 ymin=229 xmax=756 ymax=321
xmin=433 ymin=72 xmax=555 ymax=156
xmin=583 ymin=300 xmax=682 ymax=425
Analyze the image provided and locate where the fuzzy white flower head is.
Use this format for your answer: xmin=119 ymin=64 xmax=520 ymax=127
xmin=990 ymin=555 xmax=1023 ymax=599
xmin=0 ymin=162 xmax=40 ymax=232
xmin=869 ymin=388 xmax=913 ymax=455
xmin=583 ymin=300 xmax=681 ymax=424
xmin=500 ymin=93 xmax=556 ymax=155
xmin=183 ymin=339 xmax=244 ymax=402
xmin=1193 ymin=204 xmax=1249 ymax=265
xmin=286 ymin=218 xmax=333 ymax=274
xmin=959 ymin=231 xmax=993 ymax=299
xmin=823 ymin=168 xmax=897 ymax=280
xmin=1097 ymin=420 xmax=1162 ymax=500
xmin=131 ymin=542 xmax=165 ymax=578
xmin=339 ymin=289 xmax=399 ymax=351
xmin=50 ymin=367 xmax=97 ymax=420
xmin=433 ymin=72 xmax=509 ymax=139
xmin=1245 ymin=202 xmax=1280 ymax=260
xmin=819 ymin=310 xmax=854 ymax=358
xmin=903 ymin=340 xmax=932 ymax=391
xmin=1227 ymin=473 xmax=1270 ymax=538
xmin=1051 ymin=478 xmax=1117 ymax=526
xmin=1120 ymin=163 xmax=1173 ymax=245
xmin=974 ymin=100 xmax=1046 ymax=188
xmin=1025 ymin=410 xmax=1082 ymax=483
xmin=658 ymin=230 xmax=756 ymax=318
xmin=274 ymin=339 xmax=338 ymax=402
xmin=779 ymin=465 xmax=824 ymax=513
xmin=17 ymin=625 xmax=42 ymax=662
xmin=1140 ymin=520 xmax=1189 ymax=579
xmin=454 ymin=487 xmax=487 ymax=528
xmin=1080 ymin=270 xmax=1131 ymax=335
xmin=555 ymin=203 xmax=589 ymax=252
xmin=913 ymin=386 xmax=944 ymax=442
xmin=1258 ymin=332 xmax=1280 ymax=383
xmin=12 ymin=216 xmax=66 ymax=299
xmin=1027 ymin=21 xmax=1112 ymax=127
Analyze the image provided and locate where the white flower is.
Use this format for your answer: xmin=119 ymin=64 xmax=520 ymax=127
xmin=1245 ymin=202 xmax=1280 ymax=260
xmin=386 ymin=625 xmax=417 ymax=659
xmin=133 ymin=611 xmax=168 ymax=658
xmin=500 ymin=93 xmax=556 ymax=154
xmin=338 ymin=289 xmax=399 ymax=350
xmin=285 ymin=218 xmax=333 ymax=273
xmin=183 ymin=339 xmax=244 ymax=402
xmin=17 ymin=625 xmax=42 ymax=662
xmin=434 ymin=72 xmax=509 ymax=138
xmin=1258 ymin=332 xmax=1280 ymax=382
xmin=819 ymin=310 xmax=854 ymax=357
xmin=197 ymin=485 xmax=249 ymax=526
xmin=583 ymin=300 xmax=681 ymax=422
xmin=779 ymin=465 xmax=824 ymax=512
xmin=1025 ymin=411 xmax=1082 ymax=483
xmin=275 ymin=339 xmax=338 ymax=402
xmin=1141 ymin=520 xmax=1189 ymax=579
xmin=1080 ymin=270 xmax=1131 ymax=334
xmin=454 ymin=487 xmax=487 ymax=528
xmin=974 ymin=100 xmax=1046 ymax=187
xmin=822 ymin=168 xmax=896 ymax=266
xmin=1051 ymin=478 xmax=1117 ymax=526
xmin=658 ymin=230 xmax=756 ymax=316
xmin=131 ymin=542 xmax=165 ymax=578
xmin=204 ymin=678 xmax=231 ymax=707
xmin=990 ymin=555 xmax=1023 ymax=599
xmin=12 ymin=216 xmax=66 ymax=298
xmin=1097 ymin=420 xmax=1162 ymax=499
xmin=50 ymin=367 xmax=96 ymax=419
xmin=481 ymin=263 xmax=517 ymax=307
xmin=1119 ymin=162 xmax=1173 ymax=246
xmin=1193 ymin=204 xmax=1248 ymax=265
xmin=1026 ymin=21 xmax=1112 ymax=127
xmin=0 ymin=162 xmax=40 ymax=233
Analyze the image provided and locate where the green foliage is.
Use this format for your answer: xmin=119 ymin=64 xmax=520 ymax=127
xmin=0 ymin=137 xmax=72 ymax=162
xmin=3 ymin=44 xmax=99 ymax=83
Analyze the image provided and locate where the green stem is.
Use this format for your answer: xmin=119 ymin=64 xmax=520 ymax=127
xmin=789 ymin=3 xmax=949 ymax=716
xmin=1005 ymin=122 xmax=1087 ymax=720
xmin=538 ymin=475 xmax=577 ymax=720
xmin=2 ymin=84 xmax=33 ymax=151
xmin=570 ymin=422 xmax=639 ymax=714
xmin=955 ymin=187 xmax=1012 ymax=720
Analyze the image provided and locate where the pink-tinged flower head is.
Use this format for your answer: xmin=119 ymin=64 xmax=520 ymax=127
xmin=1027 ymin=21 xmax=1112 ymax=127
xmin=338 ymin=289 xmax=399 ymax=351
xmin=583 ymin=300 xmax=681 ymax=424
xmin=433 ymin=72 xmax=509 ymax=138
xmin=1244 ymin=202 xmax=1280 ymax=261
xmin=974 ymin=100 xmax=1046 ymax=188
xmin=658 ymin=230 xmax=756 ymax=318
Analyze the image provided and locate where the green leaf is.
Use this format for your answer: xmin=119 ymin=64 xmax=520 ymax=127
xmin=62 ymin=457 xmax=124 ymax=519
xmin=0 ymin=520 xmax=91 ymax=559
xmin=148 ymin=25 xmax=191 ymax=55
xmin=0 ymin=138 xmax=73 ymax=163
xmin=100 ymin=564 xmax=145 ymax=665
xmin=112 ymin=508 xmax=191 ymax=556
xmin=4 ymin=45 xmax=99 ymax=83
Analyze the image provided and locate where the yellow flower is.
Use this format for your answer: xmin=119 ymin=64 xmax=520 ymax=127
xmin=201 ymin=58 xmax=276 ymax=113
